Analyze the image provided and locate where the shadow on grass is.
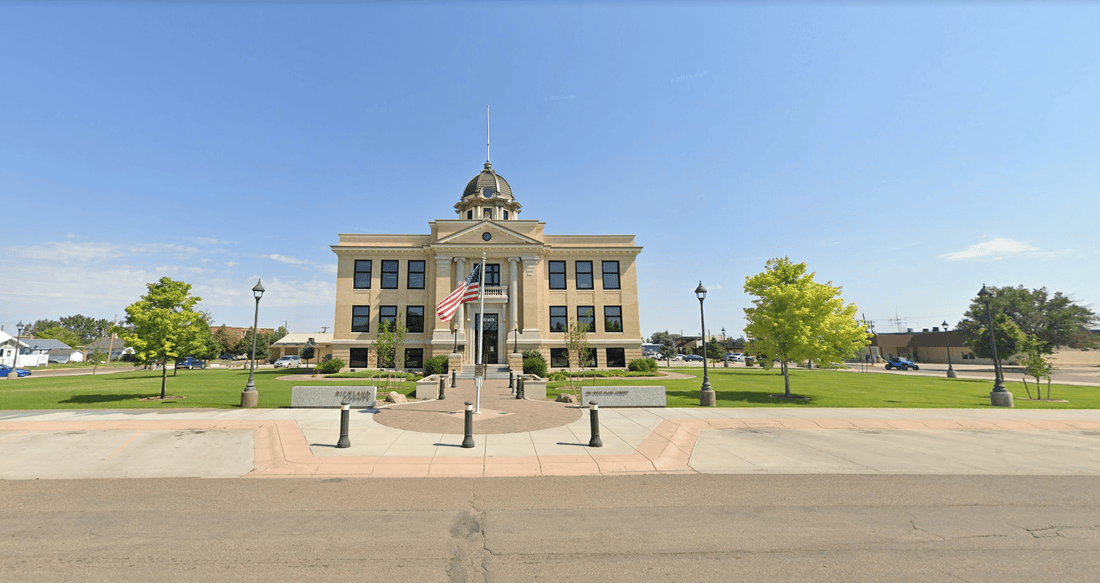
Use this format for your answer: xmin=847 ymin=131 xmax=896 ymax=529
xmin=59 ymin=394 xmax=153 ymax=404
xmin=669 ymin=390 xmax=818 ymax=405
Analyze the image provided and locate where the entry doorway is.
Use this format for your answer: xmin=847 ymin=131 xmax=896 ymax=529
xmin=474 ymin=313 xmax=499 ymax=365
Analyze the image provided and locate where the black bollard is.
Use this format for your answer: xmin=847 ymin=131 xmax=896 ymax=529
xmin=451 ymin=369 xmax=456 ymax=388
xmin=438 ymin=376 xmax=446 ymax=400
xmin=461 ymin=401 xmax=475 ymax=448
xmin=515 ymin=377 xmax=523 ymax=399
xmin=588 ymin=401 xmax=602 ymax=448
xmin=509 ymin=371 xmax=514 ymax=392
xmin=336 ymin=400 xmax=351 ymax=448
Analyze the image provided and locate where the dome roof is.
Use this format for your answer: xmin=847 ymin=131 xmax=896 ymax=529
xmin=462 ymin=162 xmax=513 ymax=199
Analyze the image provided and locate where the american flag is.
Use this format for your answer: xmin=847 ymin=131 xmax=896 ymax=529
xmin=436 ymin=262 xmax=482 ymax=322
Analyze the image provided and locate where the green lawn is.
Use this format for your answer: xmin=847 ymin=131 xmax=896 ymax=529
xmin=548 ymin=367 xmax=1100 ymax=409
xmin=0 ymin=368 xmax=416 ymax=410
xmin=1 ymin=366 xmax=1095 ymax=410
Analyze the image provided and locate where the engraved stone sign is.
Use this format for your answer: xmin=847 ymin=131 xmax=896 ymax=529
xmin=581 ymin=386 xmax=666 ymax=408
xmin=292 ymin=386 xmax=376 ymax=408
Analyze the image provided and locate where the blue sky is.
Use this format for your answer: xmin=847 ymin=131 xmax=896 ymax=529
xmin=2 ymin=2 xmax=1098 ymax=339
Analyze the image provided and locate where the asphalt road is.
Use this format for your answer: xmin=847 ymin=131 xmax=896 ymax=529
xmin=3 ymin=475 xmax=1098 ymax=582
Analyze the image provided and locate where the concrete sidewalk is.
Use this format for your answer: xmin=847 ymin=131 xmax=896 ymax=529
xmin=2 ymin=405 xmax=1099 ymax=479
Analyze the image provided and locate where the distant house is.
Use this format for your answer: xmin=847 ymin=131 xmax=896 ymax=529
xmin=0 ymin=330 xmax=32 ymax=367
xmin=270 ymin=333 xmax=334 ymax=364
xmin=867 ymin=329 xmax=980 ymax=364
xmin=85 ymin=336 xmax=135 ymax=362
xmin=23 ymin=339 xmax=83 ymax=364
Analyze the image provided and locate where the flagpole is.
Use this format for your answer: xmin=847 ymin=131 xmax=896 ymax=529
xmin=475 ymin=252 xmax=487 ymax=413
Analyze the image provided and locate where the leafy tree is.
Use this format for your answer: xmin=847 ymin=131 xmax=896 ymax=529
xmin=213 ymin=325 xmax=236 ymax=355
xmin=1020 ymin=336 xmax=1055 ymax=400
xmin=87 ymin=349 xmax=106 ymax=375
xmin=59 ymin=315 xmax=113 ymax=344
xmin=115 ymin=277 xmax=208 ymax=399
xmin=565 ymin=315 xmax=594 ymax=395
xmin=654 ymin=331 xmax=678 ymax=363
xmin=27 ymin=319 xmax=60 ymax=336
xmin=374 ymin=316 xmax=407 ymax=369
xmin=35 ymin=327 xmax=83 ymax=349
xmin=743 ymin=257 xmax=870 ymax=397
xmin=233 ymin=328 xmax=272 ymax=362
xmin=957 ymin=285 xmax=1097 ymax=359
xmin=191 ymin=327 xmax=221 ymax=364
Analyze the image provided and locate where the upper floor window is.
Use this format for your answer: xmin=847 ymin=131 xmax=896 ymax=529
xmin=354 ymin=260 xmax=372 ymax=289
xmin=602 ymin=261 xmax=620 ymax=289
xmin=604 ymin=306 xmax=623 ymax=333
xmin=407 ymin=260 xmax=425 ymax=289
xmin=550 ymin=306 xmax=567 ymax=332
xmin=379 ymin=305 xmax=397 ymax=330
xmin=577 ymin=306 xmax=595 ymax=332
xmin=484 ymin=209 xmax=492 ymax=219
xmin=549 ymin=261 xmax=566 ymax=290
xmin=503 ymin=210 xmax=509 ymax=220
xmin=406 ymin=306 xmax=425 ymax=334
xmin=467 ymin=210 xmax=473 ymax=219
xmin=351 ymin=305 xmax=370 ymax=333
xmin=576 ymin=261 xmax=593 ymax=289
xmin=485 ymin=264 xmax=500 ymax=286
xmin=381 ymin=260 xmax=399 ymax=289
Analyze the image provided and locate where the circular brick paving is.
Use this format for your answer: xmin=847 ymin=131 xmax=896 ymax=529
xmin=372 ymin=379 xmax=582 ymax=435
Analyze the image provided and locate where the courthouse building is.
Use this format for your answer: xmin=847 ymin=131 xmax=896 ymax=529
xmin=330 ymin=160 xmax=643 ymax=371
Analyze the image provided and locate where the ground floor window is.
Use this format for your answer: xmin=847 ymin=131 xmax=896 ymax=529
xmin=349 ymin=348 xmax=369 ymax=369
xmin=584 ymin=348 xmax=597 ymax=368
xmin=606 ymin=348 xmax=625 ymax=367
xmin=404 ymin=348 xmax=424 ymax=369
xmin=550 ymin=348 xmax=569 ymax=368
xmin=962 ymin=352 xmax=975 ymax=360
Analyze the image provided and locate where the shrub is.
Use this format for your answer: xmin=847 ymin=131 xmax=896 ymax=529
xmin=522 ymin=349 xmax=543 ymax=361
xmin=314 ymin=358 xmax=345 ymax=374
xmin=424 ymin=355 xmax=449 ymax=376
xmin=633 ymin=354 xmax=655 ymax=371
xmin=523 ymin=355 xmax=547 ymax=377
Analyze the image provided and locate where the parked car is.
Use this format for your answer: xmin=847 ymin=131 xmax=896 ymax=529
xmin=725 ymin=353 xmax=745 ymax=362
xmin=0 ymin=366 xmax=32 ymax=377
xmin=884 ymin=357 xmax=919 ymax=371
xmin=682 ymin=354 xmax=704 ymax=362
xmin=218 ymin=353 xmax=237 ymax=361
xmin=273 ymin=355 xmax=302 ymax=368
xmin=175 ymin=356 xmax=206 ymax=370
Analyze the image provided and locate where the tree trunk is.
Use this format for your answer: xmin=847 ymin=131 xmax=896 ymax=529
xmin=782 ymin=359 xmax=791 ymax=397
xmin=160 ymin=362 xmax=168 ymax=399
xmin=1021 ymin=377 xmax=1032 ymax=400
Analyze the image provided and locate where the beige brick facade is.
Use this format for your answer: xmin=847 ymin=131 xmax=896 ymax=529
xmin=330 ymin=163 xmax=643 ymax=371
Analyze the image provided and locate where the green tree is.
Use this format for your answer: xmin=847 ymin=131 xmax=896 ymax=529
xmin=651 ymin=331 xmax=678 ymax=363
xmin=115 ymin=277 xmax=208 ymax=399
xmin=1020 ymin=335 xmax=1055 ymax=400
xmin=35 ymin=327 xmax=83 ymax=349
xmin=59 ymin=315 xmax=113 ymax=344
xmin=87 ymin=349 xmax=107 ymax=375
xmin=213 ymin=325 xmax=236 ymax=356
xmin=957 ymin=285 xmax=1097 ymax=359
xmin=565 ymin=315 xmax=594 ymax=394
xmin=705 ymin=337 xmax=723 ymax=361
xmin=233 ymin=328 xmax=272 ymax=362
xmin=743 ymin=258 xmax=870 ymax=397
xmin=300 ymin=340 xmax=316 ymax=366
xmin=374 ymin=316 xmax=407 ymax=369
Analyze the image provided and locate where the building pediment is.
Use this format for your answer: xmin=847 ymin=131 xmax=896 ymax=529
xmin=434 ymin=220 xmax=542 ymax=247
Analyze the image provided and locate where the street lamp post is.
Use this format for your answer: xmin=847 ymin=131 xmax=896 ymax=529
xmin=7 ymin=321 xmax=25 ymax=377
xmin=696 ymin=282 xmax=715 ymax=406
xmin=240 ymin=279 xmax=265 ymax=408
xmin=978 ymin=285 xmax=1012 ymax=407
xmin=722 ymin=327 xmax=728 ymax=368
xmin=942 ymin=320 xmax=957 ymax=378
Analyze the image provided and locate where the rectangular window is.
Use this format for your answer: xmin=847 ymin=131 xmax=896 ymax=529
xmin=351 ymin=305 xmax=370 ymax=333
xmin=379 ymin=305 xmax=397 ymax=330
xmin=549 ymin=261 xmax=566 ymax=290
xmin=404 ymin=348 xmax=424 ymax=369
xmin=503 ymin=211 xmax=509 ymax=220
xmin=349 ymin=348 xmax=370 ymax=369
xmin=484 ymin=264 xmax=500 ymax=286
xmin=354 ymin=260 xmax=372 ymax=289
xmin=550 ymin=306 xmax=567 ymax=332
xmin=576 ymin=261 xmax=593 ymax=289
xmin=381 ymin=260 xmax=399 ymax=289
xmin=602 ymin=261 xmax=620 ymax=289
xmin=550 ymin=348 xmax=569 ymax=368
xmin=577 ymin=306 xmax=595 ymax=333
xmin=606 ymin=348 xmax=626 ymax=368
xmin=583 ymin=348 xmax=597 ymax=368
xmin=406 ymin=305 xmax=424 ymax=333
xmin=407 ymin=260 xmax=425 ymax=289
xmin=604 ymin=306 xmax=623 ymax=333
xmin=467 ymin=210 xmax=473 ymax=219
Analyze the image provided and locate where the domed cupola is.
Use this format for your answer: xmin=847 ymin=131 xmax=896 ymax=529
xmin=455 ymin=161 xmax=522 ymax=221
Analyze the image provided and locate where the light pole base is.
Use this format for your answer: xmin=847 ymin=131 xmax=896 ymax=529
xmin=240 ymin=390 xmax=258 ymax=408
xmin=990 ymin=391 xmax=1014 ymax=408
xmin=699 ymin=388 xmax=716 ymax=407
xmin=946 ymin=369 xmax=957 ymax=378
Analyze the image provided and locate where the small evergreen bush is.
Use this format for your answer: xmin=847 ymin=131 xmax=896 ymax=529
xmin=633 ymin=354 xmax=655 ymax=371
xmin=523 ymin=355 xmax=547 ymax=377
xmin=314 ymin=358 xmax=345 ymax=374
xmin=424 ymin=355 xmax=449 ymax=376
